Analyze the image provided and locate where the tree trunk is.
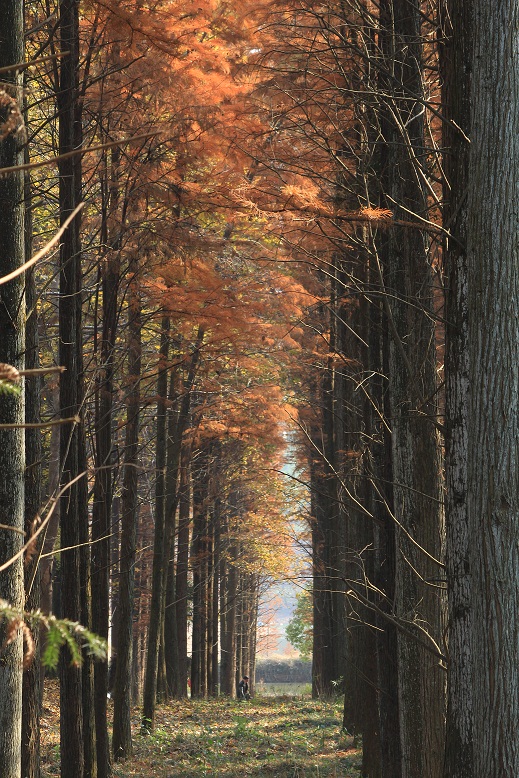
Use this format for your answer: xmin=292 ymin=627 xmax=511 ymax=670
xmin=79 ymin=408 xmax=96 ymax=778
xmin=309 ymin=435 xmax=336 ymax=698
xmin=173 ymin=451 xmax=190 ymax=698
xmin=22 ymin=127 xmax=41 ymax=778
xmin=190 ymin=450 xmax=208 ymax=698
xmin=143 ymin=328 xmax=203 ymax=726
xmin=142 ymin=337 xmax=170 ymax=725
xmin=211 ymin=500 xmax=220 ymax=697
xmin=112 ymin=259 xmax=141 ymax=760
xmin=164 ymin=370 xmax=181 ymax=699
xmin=370 ymin=252 xmax=401 ymax=777
xmin=379 ymin=0 xmax=446 ymax=773
xmin=0 ymin=5 xmax=25 ymax=776
xmin=220 ymin=535 xmax=237 ymax=697
xmin=91 ymin=224 xmax=120 ymax=778
xmin=39 ymin=397 xmax=60 ymax=639
xmin=439 ymin=0 xmax=472 ymax=775
xmin=467 ymin=2 xmax=519 ymax=774
xmin=57 ymin=0 xmax=85 ymax=774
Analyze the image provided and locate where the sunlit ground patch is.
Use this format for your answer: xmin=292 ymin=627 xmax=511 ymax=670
xmin=41 ymin=680 xmax=362 ymax=777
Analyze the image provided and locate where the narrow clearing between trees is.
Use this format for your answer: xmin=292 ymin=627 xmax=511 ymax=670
xmin=41 ymin=681 xmax=361 ymax=777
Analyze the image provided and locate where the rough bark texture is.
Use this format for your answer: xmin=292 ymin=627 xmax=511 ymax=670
xmin=143 ymin=329 xmax=203 ymax=725
xmin=79 ymin=407 xmax=96 ymax=778
xmin=22 ymin=135 xmax=41 ymax=778
xmin=467 ymin=2 xmax=519 ymax=774
xmin=220 ymin=530 xmax=237 ymax=697
xmin=210 ymin=501 xmax=220 ymax=697
xmin=190 ymin=451 xmax=208 ymax=698
xmin=369 ymin=255 xmax=402 ymax=777
xmin=0 ymin=4 xmax=25 ymax=777
xmin=142 ymin=381 xmax=169 ymax=724
xmin=112 ymin=261 xmax=141 ymax=760
xmin=163 ymin=371 xmax=182 ymax=699
xmin=310 ymin=449 xmax=329 ymax=699
xmin=380 ymin=0 xmax=445 ymax=774
xmin=173 ymin=451 xmax=190 ymax=699
xmin=57 ymin=1 xmax=84 ymax=774
xmin=91 ymin=229 xmax=120 ymax=778
xmin=440 ymin=0 xmax=472 ymax=775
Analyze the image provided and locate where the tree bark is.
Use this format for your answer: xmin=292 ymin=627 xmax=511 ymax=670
xmin=210 ymin=499 xmax=220 ymax=697
xmin=173 ymin=450 xmax=190 ymax=698
xmin=378 ymin=1 xmax=446 ymax=774
xmin=57 ymin=1 xmax=85 ymax=774
xmin=164 ymin=370 xmax=181 ymax=699
xmin=467 ymin=1 xmax=519 ymax=774
xmin=142 ymin=339 xmax=170 ymax=724
xmin=91 ymin=225 xmax=120 ymax=778
xmin=370 ymin=248 xmax=401 ymax=777
xmin=143 ymin=328 xmax=203 ymax=726
xmin=22 ymin=121 xmax=41 ymax=778
xmin=0 ymin=4 xmax=25 ymax=776
xmin=190 ymin=450 xmax=208 ymax=698
xmin=440 ymin=0 xmax=472 ymax=775
xmin=220 ymin=529 xmax=237 ymax=697
xmin=112 ymin=258 xmax=141 ymax=760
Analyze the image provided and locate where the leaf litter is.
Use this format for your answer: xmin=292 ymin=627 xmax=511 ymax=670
xmin=41 ymin=680 xmax=361 ymax=777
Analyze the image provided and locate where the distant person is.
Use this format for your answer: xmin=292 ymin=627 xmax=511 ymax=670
xmin=238 ymin=675 xmax=250 ymax=700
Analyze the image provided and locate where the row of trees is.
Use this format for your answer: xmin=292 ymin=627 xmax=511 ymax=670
xmin=1 ymin=1 xmax=306 ymax=777
xmin=0 ymin=0 xmax=517 ymax=777
xmin=256 ymin=0 xmax=514 ymax=777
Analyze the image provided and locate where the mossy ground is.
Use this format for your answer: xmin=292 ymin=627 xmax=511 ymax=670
xmin=41 ymin=681 xmax=362 ymax=777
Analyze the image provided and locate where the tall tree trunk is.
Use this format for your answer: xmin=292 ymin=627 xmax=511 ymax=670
xmin=39 ymin=394 xmax=60 ymax=643
xmin=440 ymin=0 xmax=472 ymax=775
xmin=467 ymin=1 xmax=519 ymax=774
xmin=164 ymin=370 xmax=181 ymax=699
xmin=206 ymin=506 xmax=214 ymax=696
xmin=112 ymin=258 xmax=141 ymax=760
xmin=173 ymin=451 xmax=190 ymax=698
xmin=79 ymin=394 xmax=96 ymax=778
xmin=22 ymin=129 xmax=41 ymax=778
xmin=91 ymin=224 xmax=120 ymax=778
xmin=190 ymin=450 xmax=208 ymax=698
xmin=379 ymin=0 xmax=446 ymax=773
xmin=211 ymin=499 xmax=220 ymax=697
xmin=143 ymin=328 xmax=203 ymax=726
xmin=310 ymin=435 xmax=336 ymax=698
xmin=220 ymin=533 xmax=237 ymax=697
xmin=142 ymin=321 xmax=169 ymax=722
xmin=370 ymin=243 xmax=401 ymax=777
xmin=0 ymin=5 xmax=25 ymax=776
xmin=57 ymin=0 xmax=84 ymax=775
xmin=339 ymin=260 xmax=380 ymax=773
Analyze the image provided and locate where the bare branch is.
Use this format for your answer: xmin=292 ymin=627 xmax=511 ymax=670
xmin=0 ymin=131 xmax=162 ymax=178
xmin=0 ymin=204 xmax=84 ymax=286
xmin=0 ymin=415 xmax=79 ymax=430
xmin=0 ymin=51 xmax=68 ymax=76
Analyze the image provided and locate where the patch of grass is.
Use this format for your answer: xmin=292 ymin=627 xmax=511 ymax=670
xmin=41 ymin=680 xmax=362 ymax=778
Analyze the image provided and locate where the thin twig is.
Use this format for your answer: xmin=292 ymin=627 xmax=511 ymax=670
xmin=18 ymin=366 xmax=65 ymax=377
xmin=0 ymin=131 xmax=162 ymax=177
xmin=0 ymin=204 xmax=83 ymax=286
xmin=0 ymin=51 xmax=68 ymax=76
xmin=0 ymin=471 xmax=87 ymax=574
xmin=0 ymin=415 xmax=79 ymax=429
xmin=0 ymin=524 xmax=25 ymax=535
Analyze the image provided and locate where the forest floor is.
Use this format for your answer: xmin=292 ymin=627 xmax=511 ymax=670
xmin=41 ymin=680 xmax=362 ymax=777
